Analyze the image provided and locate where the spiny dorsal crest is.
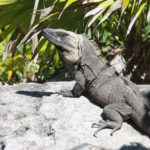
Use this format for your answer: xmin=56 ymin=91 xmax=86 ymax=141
xmin=81 ymin=33 xmax=105 ymax=60
xmin=81 ymin=33 xmax=122 ymax=78
xmin=81 ymin=33 xmax=100 ymax=52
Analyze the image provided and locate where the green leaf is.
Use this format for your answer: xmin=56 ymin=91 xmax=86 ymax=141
xmin=59 ymin=0 xmax=79 ymax=19
xmin=99 ymin=0 xmax=122 ymax=24
xmin=127 ymin=2 xmax=147 ymax=35
xmin=85 ymin=0 xmax=114 ymax=18
xmin=8 ymin=70 xmax=13 ymax=80
xmin=131 ymin=0 xmax=136 ymax=15
xmin=121 ymin=0 xmax=130 ymax=16
xmin=82 ymin=0 xmax=103 ymax=4
xmin=0 ymin=0 xmax=18 ymax=5
xmin=64 ymin=0 xmax=78 ymax=8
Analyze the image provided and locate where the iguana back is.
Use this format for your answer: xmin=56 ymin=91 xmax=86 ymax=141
xmin=79 ymin=36 xmax=142 ymax=103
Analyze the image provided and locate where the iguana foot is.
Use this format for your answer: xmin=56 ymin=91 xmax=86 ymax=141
xmin=92 ymin=120 xmax=122 ymax=137
xmin=91 ymin=103 xmax=130 ymax=137
xmin=91 ymin=103 xmax=132 ymax=137
xmin=91 ymin=120 xmax=105 ymax=128
xmin=59 ymin=90 xmax=74 ymax=97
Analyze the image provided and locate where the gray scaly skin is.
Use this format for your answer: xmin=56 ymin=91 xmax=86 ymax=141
xmin=43 ymin=28 xmax=150 ymax=137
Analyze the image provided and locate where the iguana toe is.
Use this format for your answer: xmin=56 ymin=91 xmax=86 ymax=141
xmin=92 ymin=120 xmax=110 ymax=137
xmin=93 ymin=132 xmax=98 ymax=138
xmin=91 ymin=120 xmax=104 ymax=128
xmin=59 ymin=90 xmax=74 ymax=97
xmin=92 ymin=120 xmax=122 ymax=137
xmin=110 ymin=125 xmax=122 ymax=136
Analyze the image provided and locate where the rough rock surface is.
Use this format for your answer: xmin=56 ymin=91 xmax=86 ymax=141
xmin=0 ymin=81 xmax=150 ymax=150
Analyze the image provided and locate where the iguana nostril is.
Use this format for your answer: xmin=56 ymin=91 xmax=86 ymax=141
xmin=42 ymin=28 xmax=48 ymax=34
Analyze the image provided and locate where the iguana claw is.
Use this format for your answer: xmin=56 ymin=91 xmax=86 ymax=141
xmin=91 ymin=120 xmax=104 ymax=128
xmin=59 ymin=90 xmax=74 ymax=97
xmin=93 ymin=133 xmax=98 ymax=138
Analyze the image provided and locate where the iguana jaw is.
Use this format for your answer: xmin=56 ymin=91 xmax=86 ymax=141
xmin=43 ymin=28 xmax=80 ymax=64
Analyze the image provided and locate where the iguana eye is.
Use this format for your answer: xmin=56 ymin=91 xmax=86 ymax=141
xmin=62 ymin=34 xmax=67 ymax=37
xmin=59 ymin=33 xmax=68 ymax=38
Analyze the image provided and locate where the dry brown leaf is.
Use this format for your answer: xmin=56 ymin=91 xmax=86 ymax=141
xmin=30 ymin=0 xmax=40 ymax=27
xmin=99 ymin=0 xmax=122 ymax=24
xmin=40 ymin=5 xmax=55 ymax=20
xmin=2 ymin=27 xmax=20 ymax=61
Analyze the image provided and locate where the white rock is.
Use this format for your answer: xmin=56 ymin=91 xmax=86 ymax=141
xmin=0 ymin=81 xmax=150 ymax=150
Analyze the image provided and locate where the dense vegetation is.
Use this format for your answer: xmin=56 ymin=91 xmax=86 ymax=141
xmin=0 ymin=0 xmax=150 ymax=84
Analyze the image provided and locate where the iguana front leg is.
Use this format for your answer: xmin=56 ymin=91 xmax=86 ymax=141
xmin=60 ymin=71 xmax=85 ymax=97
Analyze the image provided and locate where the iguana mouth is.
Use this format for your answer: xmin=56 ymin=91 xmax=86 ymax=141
xmin=55 ymin=46 xmax=67 ymax=52
xmin=43 ymin=29 xmax=69 ymax=53
xmin=42 ymin=29 xmax=58 ymax=45
xmin=42 ymin=29 xmax=51 ymax=38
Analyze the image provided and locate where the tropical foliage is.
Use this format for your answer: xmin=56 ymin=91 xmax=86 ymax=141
xmin=0 ymin=0 xmax=150 ymax=84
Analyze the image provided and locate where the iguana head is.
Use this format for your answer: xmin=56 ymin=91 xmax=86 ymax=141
xmin=43 ymin=28 xmax=80 ymax=64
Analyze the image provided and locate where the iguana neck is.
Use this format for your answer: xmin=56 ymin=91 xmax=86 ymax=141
xmin=78 ymin=35 xmax=106 ymax=75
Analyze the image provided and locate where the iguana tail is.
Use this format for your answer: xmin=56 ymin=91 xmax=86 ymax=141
xmin=132 ymin=105 xmax=150 ymax=135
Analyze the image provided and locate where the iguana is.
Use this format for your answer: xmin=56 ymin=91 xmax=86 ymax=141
xmin=43 ymin=28 xmax=150 ymax=137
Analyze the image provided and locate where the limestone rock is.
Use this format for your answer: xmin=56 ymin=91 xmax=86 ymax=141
xmin=0 ymin=81 xmax=150 ymax=150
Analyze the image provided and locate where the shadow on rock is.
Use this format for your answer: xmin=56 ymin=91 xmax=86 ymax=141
xmin=120 ymin=143 xmax=150 ymax=150
xmin=70 ymin=143 xmax=101 ymax=150
xmin=70 ymin=143 xmax=150 ymax=150
xmin=16 ymin=90 xmax=57 ymax=98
